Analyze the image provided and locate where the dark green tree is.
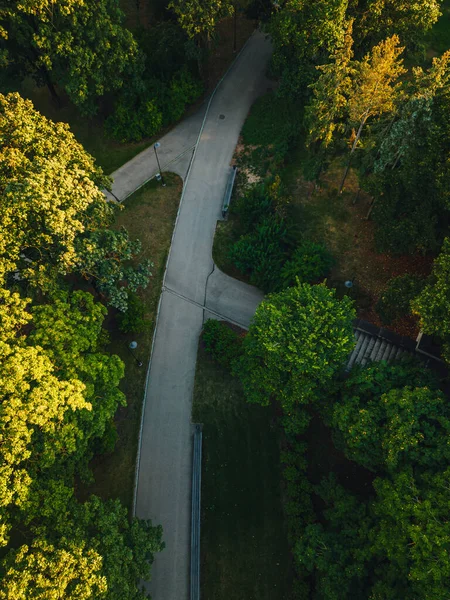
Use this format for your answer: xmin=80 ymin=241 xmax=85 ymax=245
xmin=268 ymin=0 xmax=349 ymax=98
xmin=412 ymin=237 xmax=450 ymax=362
xmin=296 ymin=475 xmax=372 ymax=599
xmin=370 ymin=467 xmax=450 ymax=600
xmin=331 ymin=360 xmax=440 ymax=471
xmin=0 ymin=0 xmax=139 ymax=115
xmin=0 ymin=494 xmax=164 ymax=599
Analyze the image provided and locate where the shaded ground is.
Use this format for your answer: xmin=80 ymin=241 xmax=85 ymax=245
xmin=17 ymin=78 xmax=152 ymax=174
xmin=80 ymin=173 xmax=182 ymax=511
xmin=192 ymin=343 xmax=291 ymax=600
xmin=284 ymin=157 xmax=433 ymax=337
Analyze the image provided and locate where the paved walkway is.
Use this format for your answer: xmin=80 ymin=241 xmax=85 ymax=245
xmin=105 ymin=104 xmax=208 ymax=201
xmin=130 ymin=31 xmax=272 ymax=600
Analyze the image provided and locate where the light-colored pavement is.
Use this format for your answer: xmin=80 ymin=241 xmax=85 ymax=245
xmin=205 ymin=267 xmax=264 ymax=327
xmin=105 ymin=104 xmax=208 ymax=201
xmin=134 ymin=30 xmax=272 ymax=600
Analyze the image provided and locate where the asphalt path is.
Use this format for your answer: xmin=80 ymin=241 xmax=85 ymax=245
xmin=134 ymin=30 xmax=272 ymax=600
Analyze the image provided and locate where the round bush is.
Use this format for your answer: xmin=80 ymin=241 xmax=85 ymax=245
xmin=106 ymin=95 xmax=162 ymax=143
xmin=281 ymin=241 xmax=334 ymax=288
xmin=202 ymin=319 xmax=243 ymax=370
xmin=118 ymin=291 xmax=150 ymax=334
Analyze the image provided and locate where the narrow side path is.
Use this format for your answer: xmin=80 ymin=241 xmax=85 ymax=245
xmin=105 ymin=105 xmax=207 ymax=201
xmin=135 ymin=30 xmax=272 ymax=600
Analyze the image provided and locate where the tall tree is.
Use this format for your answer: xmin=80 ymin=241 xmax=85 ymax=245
xmin=168 ymin=0 xmax=234 ymax=47
xmin=29 ymin=290 xmax=126 ymax=464
xmin=369 ymin=71 xmax=450 ymax=254
xmin=0 ymin=289 xmax=89 ymax=545
xmin=0 ymin=0 xmax=139 ymax=114
xmin=296 ymin=475 xmax=372 ymax=599
xmin=234 ymin=282 xmax=355 ymax=410
xmin=0 ymin=495 xmax=164 ymax=599
xmin=339 ymin=34 xmax=406 ymax=192
xmin=0 ymin=536 xmax=107 ymax=600
xmin=268 ymin=0 xmax=350 ymax=98
xmin=305 ymin=19 xmax=355 ymax=148
xmin=353 ymin=0 xmax=442 ymax=50
xmin=412 ymin=237 xmax=450 ymax=362
xmin=333 ymin=384 xmax=450 ymax=472
xmin=371 ymin=467 xmax=450 ymax=600
xmin=0 ymin=93 xmax=151 ymax=310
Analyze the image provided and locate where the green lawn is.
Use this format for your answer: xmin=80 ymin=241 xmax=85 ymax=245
xmin=79 ymin=173 xmax=182 ymax=511
xmin=192 ymin=344 xmax=292 ymax=600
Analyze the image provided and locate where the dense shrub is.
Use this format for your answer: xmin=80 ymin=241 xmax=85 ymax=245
xmin=105 ymin=92 xmax=162 ymax=143
xmin=376 ymin=274 xmax=426 ymax=325
xmin=281 ymin=240 xmax=334 ymax=288
xmin=229 ymin=215 xmax=289 ymax=291
xmin=117 ymin=291 xmax=150 ymax=334
xmin=135 ymin=22 xmax=192 ymax=80
xmin=231 ymin=182 xmax=275 ymax=232
xmin=202 ymin=319 xmax=243 ymax=369
xmin=163 ymin=68 xmax=203 ymax=124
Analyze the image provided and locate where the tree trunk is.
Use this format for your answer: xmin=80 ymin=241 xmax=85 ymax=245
xmin=41 ymin=68 xmax=61 ymax=107
xmin=353 ymin=186 xmax=361 ymax=205
xmin=365 ymin=197 xmax=376 ymax=220
xmin=339 ymin=115 xmax=367 ymax=194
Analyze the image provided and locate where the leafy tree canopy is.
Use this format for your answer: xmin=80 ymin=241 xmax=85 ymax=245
xmin=0 ymin=92 xmax=111 ymax=287
xmin=0 ymin=0 xmax=139 ymax=115
xmin=331 ymin=360 xmax=440 ymax=470
xmin=235 ymin=282 xmax=355 ymax=409
xmin=354 ymin=0 xmax=442 ymax=49
xmin=268 ymin=0 xmax=349 ymax=97
xmin=169 ymin=0 xmax=234 ymax=42
xmin=412 ymin=237 xmax=450 ymax=361
xmin=0 ymin=495 xmax=164 ymax=600
xmin=0 ymin=92 xmax=151 ymax=310
xmin=371 ymin=467 xmax=450 ymax=600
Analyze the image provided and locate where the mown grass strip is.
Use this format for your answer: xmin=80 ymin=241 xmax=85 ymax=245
xmin=192 ymin=344 xmax=291 ymax=600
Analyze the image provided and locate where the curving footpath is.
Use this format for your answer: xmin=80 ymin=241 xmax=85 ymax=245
xmin=132 ymin=30 xmax=272 ymax=600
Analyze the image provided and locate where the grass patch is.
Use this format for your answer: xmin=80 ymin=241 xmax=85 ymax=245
xmin=193 ymin=344 xmax=291 ymax=600
xmin=81 ymin=172 xmax=182 ymax=511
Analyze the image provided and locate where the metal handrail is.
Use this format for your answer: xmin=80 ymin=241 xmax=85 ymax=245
xmin=221 ymin=166 xmax=238 ymax=218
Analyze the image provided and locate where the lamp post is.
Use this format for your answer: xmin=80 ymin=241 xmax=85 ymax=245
xmin=153 ymin=142 xmax=166 ymax=187
xmin=128 ymin=341 xmax=143 ymax=367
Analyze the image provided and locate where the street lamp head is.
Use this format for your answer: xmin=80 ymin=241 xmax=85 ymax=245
xmin=129 ymin=341 xmax=138 ymax=349
xmin=154 ymin=142 xmax=161 ymax=149
xmin=344 ymin=280 xmax=354 ymax=289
